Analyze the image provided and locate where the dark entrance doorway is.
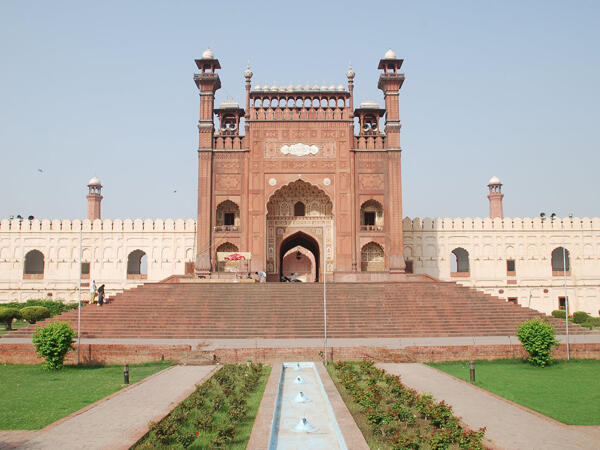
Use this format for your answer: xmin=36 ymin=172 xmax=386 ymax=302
xmin=279 ymin=231 xmax=320 ymax=282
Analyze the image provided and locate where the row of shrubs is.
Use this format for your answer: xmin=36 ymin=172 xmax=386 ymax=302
xmin=135 ymin=363 xmax=268 ymax=449
xmin=331 ymin=360 xmax=486 ymax=449
xmin=551 ymin=310 xmax=600 ymax=328
xmin=0 ymin=299 xmax=78 ymax=330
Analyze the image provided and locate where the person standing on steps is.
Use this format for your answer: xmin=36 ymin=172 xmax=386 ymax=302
xmin=89 ymin=280 xmax=97 ymax=304
xmin=97 ymin=284 xmax=105 ymax=306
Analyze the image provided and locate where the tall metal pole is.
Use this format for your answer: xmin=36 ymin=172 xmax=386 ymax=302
xmin=562 ymin=243 xmax=570 ymax=360
xmin=323 ymin=222 xmax=327 ymax=363
xmin=77 ymin=226 xmax=82 ymax=365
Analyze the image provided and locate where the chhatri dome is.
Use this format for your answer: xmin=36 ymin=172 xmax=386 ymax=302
xmin=384 ymin=48 xmax=397 ymax=59
xmin=88 ymin=176 xmax=101 ymax=186
xmin=201 ymin=48 xmax=214 ymax=59
xmin=488 ymin=175 xmax=501 ymax=185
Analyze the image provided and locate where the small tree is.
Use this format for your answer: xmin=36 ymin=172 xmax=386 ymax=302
xmin=517 ymin=318 xmax=559 ymax=366
xmin=0 ymin=308 xmax=21 ymax=330
xmin=20 ymin=306 xmax=50 ymax=324
xmin=32 ymin=321 xmax=75 ymax=370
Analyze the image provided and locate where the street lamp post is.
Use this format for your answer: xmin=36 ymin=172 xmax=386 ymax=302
xmin=323 ymin=222 xmax=327 ymax=363
xmin=541 ymin=212 xmax=571 ymax=360
xmin=77 ymin=225 xmax=82 ymax=365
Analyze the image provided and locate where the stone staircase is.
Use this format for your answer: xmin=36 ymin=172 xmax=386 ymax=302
xmin=5 ymin=281 xmax=588 ymax=339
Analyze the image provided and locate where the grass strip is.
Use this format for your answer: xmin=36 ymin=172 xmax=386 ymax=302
xmin=0 ymin=361 xmax=173 ymax=430
xmin=428 ymin=359 xmax=600 ymax=425
xmin=134 ymin=363 xmax=271 ymax=449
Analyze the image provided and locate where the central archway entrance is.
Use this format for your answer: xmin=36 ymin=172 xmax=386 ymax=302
xmin=279 ymin=231 xmax=319 ymax=282
xmin=265 ymin=179 xmax=334 ymax=282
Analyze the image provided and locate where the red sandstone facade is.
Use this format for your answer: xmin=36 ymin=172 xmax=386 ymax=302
xmin=194 ymin=49 xmax=407 ymax=281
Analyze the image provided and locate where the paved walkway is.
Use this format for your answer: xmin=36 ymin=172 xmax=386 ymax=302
xmin=3 ymin=334 xmax=599 ymax=349
xmin=0 ymin=365 xmax=215 ymax=450
xmin=378 ymin=363 xmax=600 ymax=450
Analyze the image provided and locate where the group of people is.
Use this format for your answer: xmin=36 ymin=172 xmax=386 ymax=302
xmin=249 ymin=271 xmax=301 ymax=283
xmin=89 ymin=280 xmax=106 ymax=306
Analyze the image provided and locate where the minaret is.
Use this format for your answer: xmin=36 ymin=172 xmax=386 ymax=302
xmin=194 ymin=48 xmax=221 ymax=276
xmin=378 ymin=49 xmax=406 ymax=273
xmin=86 ymin=176 xmax=103 ymax=220
xmin=488 ymin=176 xmax=504 ymax=219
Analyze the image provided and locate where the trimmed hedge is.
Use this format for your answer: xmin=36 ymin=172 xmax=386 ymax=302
xmin=517 ymin=318 xmax=559 ymax=366
xmin=0 ymin=299 xmax=77 ymax=317
xmin=551 ymin=310 xmax=567 ymax=319
xmin=0 ymin=308 xmax=22 ymax=330
xmin=20 ymin=306 xmax=51 ymax=324
xmin=572 ymin=311 xmax=590 ymax=324
xmin=32 ymin=321 xmax=75 ymax=370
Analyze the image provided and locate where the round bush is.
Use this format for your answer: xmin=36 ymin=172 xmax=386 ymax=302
xmin=32 ymin=321 xmax=75 ymax=370
xmin=517 ymin=318 xmax=559 ymax=366
xmin=0 ymin=308 xmax=21 ymax=330
xmin=551 ymin=310 xmax=567 ymax=319
xmin=20 ymin=306 xmax=50 ymax=324
xmin=572 ymin=311 xmax=590 ymax=324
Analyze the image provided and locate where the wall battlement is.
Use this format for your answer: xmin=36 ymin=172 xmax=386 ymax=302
xmin=0 ymin=218 xmax=196 ymax=233
xmin=3 ymin=217 xmax=599 ymax=233
xmin=402 ymin=217 xmax=600 ymax=232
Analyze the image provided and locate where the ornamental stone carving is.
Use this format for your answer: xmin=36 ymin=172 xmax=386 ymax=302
xmin=280 ymin=143 xmax=319 ymax=156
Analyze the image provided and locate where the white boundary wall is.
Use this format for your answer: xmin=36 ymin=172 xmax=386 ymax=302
xmin=0 ymin=218 xmax=195 ymax=302
xmin=403 ymin=216 xmax=600 ymax=316
xmin=1 ymin=216 xmax=599 ymax=316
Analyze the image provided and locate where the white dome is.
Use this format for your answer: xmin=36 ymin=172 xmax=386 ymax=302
xmin=295 ymin=84 xmax=303 ymax=90
xmin=243 ymin=63 xmax=253 ymax=78
xmin=88 ymin=176 xmax=101 ymax=186
xmin=346 ymin=64 xmax=355 ymax=79
xmin=219 ymin=100 xmax=239 ymax=109
xmin=304 ymin=84 xmax=311 ymax=90
xmin=488 ymin=175 xmax=501 ymax=185
xmin=254 ymin=84 xmax=261 ymax=91
xmin=201 ymin=48 xmax=214 ymax=59
xmin=337 ymin=84 xmax=345 ymax=91
xmin=384 ymin=48 xmax=397 ymax=59
xmin=359 ymin=101 xmax=380 ymax=109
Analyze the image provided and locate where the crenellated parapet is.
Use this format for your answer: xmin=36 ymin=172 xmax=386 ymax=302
xmin=402 ymin=217 xmax=600 ymax=231
xmin=0 ymin=218 xmax=197 ymax=232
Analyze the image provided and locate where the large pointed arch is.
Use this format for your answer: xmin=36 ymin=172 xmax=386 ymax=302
xmin=279 ymin=231 xmax=320 ymax=282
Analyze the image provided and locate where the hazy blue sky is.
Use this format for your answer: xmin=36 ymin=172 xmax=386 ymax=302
xmin=1 ymin=0 xmax=598 ymax=220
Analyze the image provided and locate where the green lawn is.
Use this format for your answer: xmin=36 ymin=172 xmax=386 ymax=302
xmin=428 ymin=359 xmax=600 ymax=425
xmin=0 ymin=361 xmax=172 ymax=430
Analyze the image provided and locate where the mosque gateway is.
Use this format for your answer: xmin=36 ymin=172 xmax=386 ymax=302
xmin=0 ymin=49 xmax=599 ymax=317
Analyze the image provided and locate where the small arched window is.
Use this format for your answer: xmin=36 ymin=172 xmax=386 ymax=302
xmin=361 ymin=242 xmax=385 ymax=272
xmin=360 ymin=200 xmax=384 ymax=230
xmin=127 ymin=249 xmax=147 ymax=278
xmin=216 ymin=200 xmax=240 ymax=229
xmin=216 ymin=242 xmax=239 ymax=253
xmin=551 ymin=247 xmax=570 ymax=272
xmin=451 ymin=247 xmax=470 ymax=275
xmin=24 ymin=249 xmax=44 ymax=278
xmin=294 ymin=201 xmax=306 ymax=217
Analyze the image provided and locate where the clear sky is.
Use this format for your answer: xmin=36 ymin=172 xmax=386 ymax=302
xmin=1 ymin=0 xmax=598 ymax=220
